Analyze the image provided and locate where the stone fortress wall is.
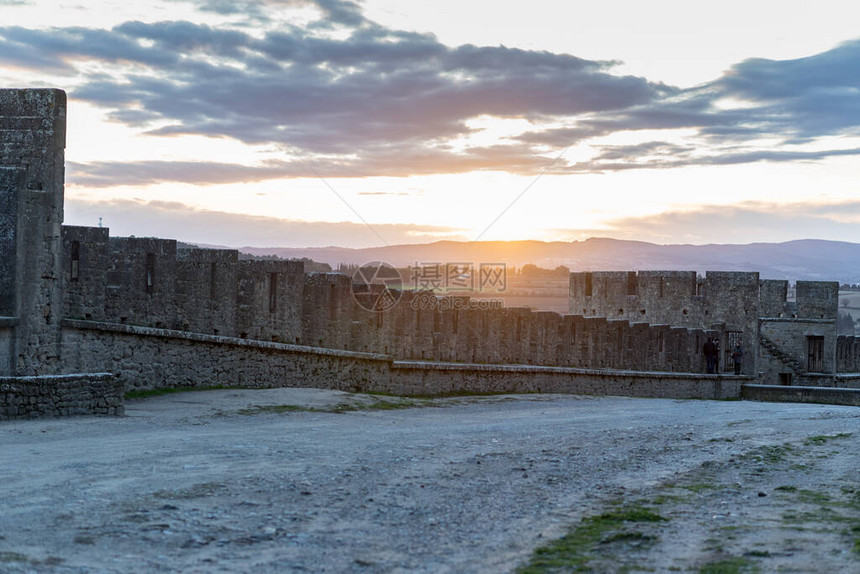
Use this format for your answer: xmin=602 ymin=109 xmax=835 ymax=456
xmin=1 ymin=89 xmax=120 ymax=418
xmin=3 ymin=88 xmax=860 ymax=418
xmin=0 ymin=88 xmax=66 ymax=376
xmin=61 ymin=220 xmax=857 ymax=388
xmin=570 ymin=271 xmax=848 ymax=386
xmin=61 ymin=229 xmax=734 ymax=374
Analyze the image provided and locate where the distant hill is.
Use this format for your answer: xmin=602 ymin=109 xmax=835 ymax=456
xmin=228 ymin=238 xmax=860 ymax=284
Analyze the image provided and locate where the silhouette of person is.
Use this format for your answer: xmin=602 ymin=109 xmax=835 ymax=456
xmin=731 ymin=343 xmax=743 ymax=375
xmin=703 ymin=337 xmax=717 ymax=374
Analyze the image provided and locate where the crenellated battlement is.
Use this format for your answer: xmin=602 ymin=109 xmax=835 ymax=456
xmin=1 ymin=88 xmax=857 ymax=417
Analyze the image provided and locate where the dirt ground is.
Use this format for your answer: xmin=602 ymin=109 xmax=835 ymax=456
xmin=1 ymin=389 xmax=859 ymax=573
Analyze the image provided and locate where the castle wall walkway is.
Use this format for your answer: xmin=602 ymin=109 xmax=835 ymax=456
xmin=61 ymin=319 xmax=745 ymax=400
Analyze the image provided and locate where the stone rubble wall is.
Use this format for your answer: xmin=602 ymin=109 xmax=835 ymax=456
xmin=59 ymin=221 xmax=845 ymax=387
xmin=0 ymin=372 xmax=123 ymax=420
xmin=3 ymin=88 xmax=850 ymax=405
xmin=62 ymin=227 xmax=305 ymax=342
xmin=0 ymin=89 xmax=67 ymax=376
xmin=742 ymin=383 xmax=860 ymax=406
xmin=61 ymin=225 xmax=730 ymax=374
xmin=836 ymin=336 xmax=860 ymax=374
xmin=570 ymin=270 xmax=841 ymax=379
xmin=61 ymin=319 xmax=392 ymax=394
xmin=759 ymin=318 xmax=839 ymax=384
xmin=60 ymin=320 xmax=744 ymax=399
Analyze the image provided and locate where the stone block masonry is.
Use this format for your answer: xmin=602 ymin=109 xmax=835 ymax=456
xmin=62 ymin=319 xmax=397 ymax=394
xmin=0 ymin=372 xmax=122 ymax=420
xmin=61 ymin=320 xmax=744 ymax=400
xmin=742 ymin=384 xmax=860 ymax=407
xmin=60 ymin=228 xmax=724 ymax=375
xmin=570 ymin=270 xmax=843 ymax=382
xmin=1 ymin=89 xmax=126 ymax=419
xmin=3 ymin=88 xmax=856 ymax=414
xmin=0 ymin=89 xmax=67 ymax=376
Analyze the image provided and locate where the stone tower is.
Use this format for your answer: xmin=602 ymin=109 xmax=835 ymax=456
xmin=0 ymin=89 xmax=67 ymax=375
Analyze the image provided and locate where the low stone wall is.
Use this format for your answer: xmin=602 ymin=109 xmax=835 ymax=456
xmin=0 ymin=372 xmax=122 ymax=420
xmin=61 ymin=320 xmax=743 ymax=400
xmin=742 ymin=384 xmax=860 ymax=407
xmin=389 ymin=361 xmax=744 ymax=399
xmin=61 ymin=319 xmax=393 ymax=393
xmin=804 ymin=373 xmax=860 ymax=389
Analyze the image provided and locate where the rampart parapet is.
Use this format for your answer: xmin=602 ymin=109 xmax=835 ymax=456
xmin=3 ymin=88 xmax=860 ymax=418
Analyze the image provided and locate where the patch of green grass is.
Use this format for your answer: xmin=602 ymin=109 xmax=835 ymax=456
xmin=153 ymin=482 xmax=225 ymax=500
xmin=804 ymin=433 xmax=853 ymax=446
xmin=237 ymin=398 xmax=432 ymax=416
xmin=651 ymin=493 xmax=688 ymax=505
xmin=797 ymin=489 xmax=832 ymax=505
xmin=739 ymin=444 xmax=794 ymax=465
xmin=727 ymin=419 xmax=753 ymax=427
xmin=125 ymin=385 xmax=234 ymax=399
xmin=851 ymin=524 xmax=860 ymax=554
xmin=364 ymin=399 xmax=431 ymax=410
xmin=598 ymin=507 xmax=668 ymax=524
xmin=517 ymin=505 xmax=666 ymax=573
xmin=238 ymin=404 xmax=318 ymax=414
xmin=775 ymin=485 xmax=797 ymax=492
xmin=601 ymin=531 xmax=656 ymax=544
xmin=782 ymin=507 xmax=845 ymax=525
xmin=698 ymin=556 xmax=758 ymax=574
xmin=394 ymin=389 xmax=530 ymax=399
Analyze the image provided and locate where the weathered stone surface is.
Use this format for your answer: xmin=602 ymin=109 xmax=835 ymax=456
xmin=61 ymin=319 xmax=744 ymax=399
xmin=2 ymin=88 xmax=856 ymax=416
xmin=0 ymin=372 xmax=122 ymax=420
xmin=570 ymin=270 xmax=843 ymax=380
xmin=0 ymin=88 xmax=66 ymax=376
xmin=743 ymin=383 xmax=860 ymax=405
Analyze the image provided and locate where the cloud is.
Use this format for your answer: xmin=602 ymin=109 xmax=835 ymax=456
xmin=518 ymin=40 xmax=860 ymax=171
xmin=67 ymin=160 xmax=296 ymax=187
xmin=190 ymin=0 xmax=367 ymax=26
xmin=67 ymin=144 xmax=559 ymax=186
xmin=64 ymin=197 xmax=468 ymax=247
xmin=1 ymin=6 xmax=668 ymax=174
xmin=556 ymin=143 xmax=860 ymax=174
xmin=579 ymin=200 xmax=860 ymax=244
xmin=3 ymin=2 xmax=860 ymax=178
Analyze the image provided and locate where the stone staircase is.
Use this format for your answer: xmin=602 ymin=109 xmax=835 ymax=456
xmin=758 ymin=333 xmax=809 ymax=385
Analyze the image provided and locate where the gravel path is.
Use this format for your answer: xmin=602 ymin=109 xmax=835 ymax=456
xmin=1 ymin=389 xmax=859 ymax=572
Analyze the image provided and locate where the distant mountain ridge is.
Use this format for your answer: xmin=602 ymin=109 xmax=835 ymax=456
xmin=217 ymin=238 xmax=860 ymax=283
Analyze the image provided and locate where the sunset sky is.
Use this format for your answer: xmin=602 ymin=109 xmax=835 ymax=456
xmin=3 ymin=0 xmax=860 ymax=248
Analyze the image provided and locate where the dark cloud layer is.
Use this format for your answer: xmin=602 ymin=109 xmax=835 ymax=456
xmin=3 ymin=0 xmax=860 ymax=185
